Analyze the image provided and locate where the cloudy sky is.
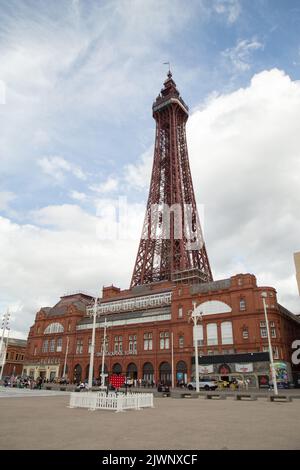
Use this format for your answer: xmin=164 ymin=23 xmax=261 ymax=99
xmin=0 ymin=0 xmax=300 ymax=338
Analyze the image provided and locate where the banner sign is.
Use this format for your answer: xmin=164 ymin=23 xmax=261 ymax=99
xmin=235 ymin=363 xmax=253 ymax=373
xmin=198 ymin=365 xmax=214 ymax=374
xmin=96 ymin=351 xmax=137 ymax=357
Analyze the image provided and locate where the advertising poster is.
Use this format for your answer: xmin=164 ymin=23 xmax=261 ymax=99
xmin=235 ymin=363 xmax=253 ymax=373
xmin=199 ymin=365 xmax=214 ymax=374
xmin=258 ymin=375 xmax=269 ymax=388
xmin=273 ymin=362 xmax=288 ymax=385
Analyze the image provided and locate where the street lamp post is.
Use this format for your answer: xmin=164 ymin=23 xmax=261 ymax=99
xmin=62 ymin=336 xmax=69 ymax=379
xmin=100 ymin=317 xmax=108 ymax=389
xmin=0 ymin=310 xmax=10 ymax=355
xmin=171 ymin=331 xmax=174 ymax=389
xmin=261 ymin=292 xmax=278 ymax=396
xmin=0 ymin=327 xmax=10 ymax=381
xmin=0 ymin=310 xmax=10 ymax=381
xmin=88 ymin=297 xmax=98 ymax=390
xmin=190 ymin=301 xmax=203 ymax=393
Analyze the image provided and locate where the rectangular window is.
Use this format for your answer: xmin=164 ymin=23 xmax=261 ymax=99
xmin=114 ymin=336 xmax=122 ymax=353
xmin=260 ymin=328 xmax=267 ymax=338
xmin=260 ymin=321 xmax=266 ymax=327
xmin=239 ymin=299 xmax=246 ymax=311
xmin=56 ymin=337 xmax=62 ymax=352
xmin=143 ymin=332 xmax=153 ymax=351
xmin=178 ymin=307 xmax=183 ymax=318
xmin=129 ymin=335 xmax=137 ymax=353
xmin=88 ymin=338 xmax=92 ymax=354
xmin=242 ymin=329 xmax=249 ymax=339
xmin=194 ymin=324 xmax=204 ymax=347
xmin=160 ymin=331 xmax=170 ymax=350
xmin=207 ymin=323 xmax=218 ymax=346
xmin=221 ymin=321 xmax=233 ymax=345
xmin=179 ymin=335 xmax=184 ymax=348
xmin=34 ymin=346 xmax=37 ymax=356
xmin=76 ymin=339 xmax=83 ymax=354
xmin=273 ymin=346 xmax=279 ymax=359
xmin=271 ymin=328 xmax=276 ymax=338
xmin=42 ymin=340 xmax=48 ymax=353
xmin=49 ymin=339 xmax=55 ymax=352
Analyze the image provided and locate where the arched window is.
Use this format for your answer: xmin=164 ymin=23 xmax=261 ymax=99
xmin=112 ymin=363 xmax=122 ymax=375
xmin=44 ymin=322 xmax=64 ymax=334
xmin=221 ymin=321 xmax=233 ymax=345
xmin=207 ymin=323 xmax=218 ymax=345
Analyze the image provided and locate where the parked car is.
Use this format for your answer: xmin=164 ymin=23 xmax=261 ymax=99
xmin=157 ymin=383 xmax=170 ymax=393
xmin=187 ymin=379 xmax=218 ymax=391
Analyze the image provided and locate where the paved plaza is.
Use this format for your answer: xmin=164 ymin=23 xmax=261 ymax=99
xmin=0 ymin=388 xmax=300 ymax=450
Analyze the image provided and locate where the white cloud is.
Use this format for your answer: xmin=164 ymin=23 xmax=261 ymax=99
xmin=222 ymin=38 xmax=264 ymax=72
xmin=70 ymin=190 xmax=87 ymax=201
xmin=0 ymin=206 xmax=138 ymax=337
xmin=187 ymin=68 xmax=300 ymax=312
xmin=0 ymin=191 xmax=15 ymax=211
xmin=213 ymin=0 xmax=241 ymax=24
xmin=89 ymin=177 xmax=119 ymax=194
xmin=124 ymin=147 xmax=153 ymax=190
xmin=38 ymin=156 xmax=86 ymax=182
xmin=0 ymin=0 xmax=197 ymax=177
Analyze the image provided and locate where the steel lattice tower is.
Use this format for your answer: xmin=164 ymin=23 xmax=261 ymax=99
xmin=130 ymin=71 xmax=213 ymax=287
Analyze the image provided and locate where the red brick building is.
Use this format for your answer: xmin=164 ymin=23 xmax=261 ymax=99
xmin=23 ymin=272 xmax=300 ymax=388
xmin=1 ymin=338 xmax=27 ymax=377
xmin=22 ymin=72 xmax=300 ymax=389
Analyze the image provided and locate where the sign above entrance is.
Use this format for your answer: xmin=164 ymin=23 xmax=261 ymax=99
xmin=199 ymin=365 xmax=214 ymax=374
xmin=235 ymin=363 xmax=253 ymax=373
xmin=96 ymin=350 xmax=137 ymax=357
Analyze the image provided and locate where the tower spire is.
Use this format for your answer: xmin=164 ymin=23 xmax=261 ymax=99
xmin=130 ymin=74 xmax=213 ymax=287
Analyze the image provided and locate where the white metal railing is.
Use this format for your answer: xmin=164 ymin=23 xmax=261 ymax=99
xmin=69 ymin=391 xmax=154 ymax=412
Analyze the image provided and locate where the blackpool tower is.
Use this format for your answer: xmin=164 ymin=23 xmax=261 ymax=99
xmin=130 ymin=71 xmax=213 ymax=287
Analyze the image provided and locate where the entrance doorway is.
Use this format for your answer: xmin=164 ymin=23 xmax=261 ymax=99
xmin=143 ymin=362 xmax=154 ymax=384
xmin=176 ymin=360 xmax=187 ymax=386
xmin=159 ymin=362 xmax=172 ymax=385
xmin=74 ymin=364 xmax=82 ymax=383
xmin=126 ymin=363 xmax=138 ymax=379
xmin=49 ymin=371 xmax=56 ymax=382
